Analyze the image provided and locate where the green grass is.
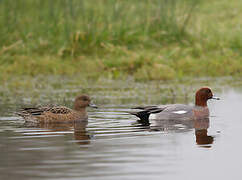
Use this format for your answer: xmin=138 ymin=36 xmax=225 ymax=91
xmin=0 ymin=0 xmax=241 ymax=83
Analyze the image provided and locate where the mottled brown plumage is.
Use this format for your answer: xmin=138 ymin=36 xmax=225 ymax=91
xmin=17 ymin=95 xmax=97 ymax=123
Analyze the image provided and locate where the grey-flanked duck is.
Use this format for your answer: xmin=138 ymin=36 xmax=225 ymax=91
xmin=130 ymin=87 xmax=219 ymax=122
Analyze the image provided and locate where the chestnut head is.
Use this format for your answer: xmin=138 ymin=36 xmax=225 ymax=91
xmin=195 ymin=87 xmax=219 ymax=106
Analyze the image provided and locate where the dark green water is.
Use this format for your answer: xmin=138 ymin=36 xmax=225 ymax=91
xmin=1 ymin=78 xmax=242 ymax=180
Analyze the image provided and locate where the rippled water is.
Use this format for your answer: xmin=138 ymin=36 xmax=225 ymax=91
xmin=1 ymin=80 xmax=242 ymax=180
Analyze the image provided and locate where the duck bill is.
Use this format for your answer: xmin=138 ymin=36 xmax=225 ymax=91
xmin=89 ymin=103 xmax=98 ymax=108
xmin=211 ymin=96 xmax=220 ymax=100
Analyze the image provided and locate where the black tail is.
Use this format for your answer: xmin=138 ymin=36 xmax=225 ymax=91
xmin=130 ymin=110 xmax=151 ymax=121
xmin=129 ymin=105 xmax=166 ymax=122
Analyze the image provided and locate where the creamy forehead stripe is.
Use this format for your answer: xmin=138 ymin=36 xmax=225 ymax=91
xmin=172 ymin=110 xmax=187 ymax=114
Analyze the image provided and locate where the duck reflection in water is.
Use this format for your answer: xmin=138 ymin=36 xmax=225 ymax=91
xmin=194 ymin=117 xmax=214 ymax=147
xmin=18 ymin=95 xmax=97 ymax=145
xmin=24 ymin=119 xmax=91 ymax=145
xmin=136 ymin=117 xmax=214 ymax=148
xmin=131 ymin=87 xmax=218 ymax=147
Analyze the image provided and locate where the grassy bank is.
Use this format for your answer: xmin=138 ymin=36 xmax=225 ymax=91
xmin=0 ymin=0 xmax=241 ymax=82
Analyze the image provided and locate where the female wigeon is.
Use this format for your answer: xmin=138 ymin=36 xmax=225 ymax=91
xmin=130 ymin=87 xmax=219 ymax=122
xmin=17 ymin=95 xmax=97 ymax=123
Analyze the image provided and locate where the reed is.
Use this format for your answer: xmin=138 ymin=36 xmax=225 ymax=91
xmin=0 ymin=0 xmax=198 ymax=54
xmin=0 ymin=0 xmax=241 ymax=81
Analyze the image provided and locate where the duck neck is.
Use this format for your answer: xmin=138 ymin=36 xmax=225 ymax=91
xmin=73 ymin=106 xmax=88 ymax=122
xmin=74 ymin=105 xmax=87 ymax=113
xmin=195 ymin=96 xmax=207 ymax=107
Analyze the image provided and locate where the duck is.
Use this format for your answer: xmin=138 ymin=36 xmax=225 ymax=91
xmin=130 ymin=87 xmax=219 ymax=123
xmin=17 ymin=95 xmax=97 ymax=123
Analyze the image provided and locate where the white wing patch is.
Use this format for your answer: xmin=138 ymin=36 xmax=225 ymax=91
xmin=149 ymin=113 xmax=157 ymax=119
xmin=172 ymin=110 xmax=187 ymax=114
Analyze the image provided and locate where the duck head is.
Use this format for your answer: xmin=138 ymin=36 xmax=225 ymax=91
xmin=195 ymin=87 xmax=219 ymax=107
xmin=74 ymin=95 xmax=97 ymax=111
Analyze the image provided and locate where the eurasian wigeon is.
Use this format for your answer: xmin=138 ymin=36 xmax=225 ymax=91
xmin=130 ymin=87 xmax=219 ymax=122
xmin=17 ymin=95 xmax=97 ymax=123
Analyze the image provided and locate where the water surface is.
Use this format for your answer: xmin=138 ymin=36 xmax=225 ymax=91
xmin=1 ymin=79 xmax=242 ymax=180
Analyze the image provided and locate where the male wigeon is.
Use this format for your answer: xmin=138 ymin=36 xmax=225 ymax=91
xmin=130 ymin=87 xmax=219 ymax=122
xmin=17 ymin=95 xmax=97 ymax=123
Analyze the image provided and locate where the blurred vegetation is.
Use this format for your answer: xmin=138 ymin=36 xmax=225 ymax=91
xmin=0 ymin=0 xmax=241 ymax=83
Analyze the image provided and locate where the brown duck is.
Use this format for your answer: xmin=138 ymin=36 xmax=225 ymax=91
xmin=17 ymin=95 xmax=97 ymax=123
